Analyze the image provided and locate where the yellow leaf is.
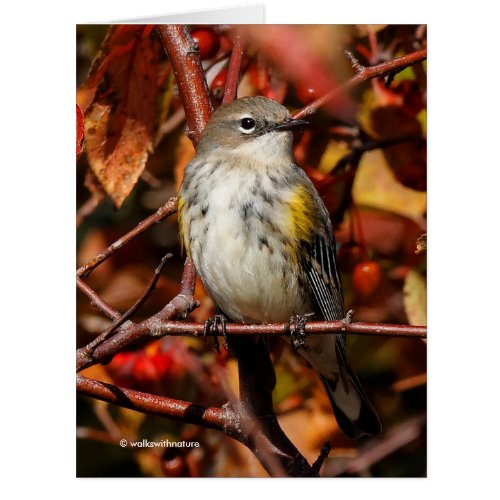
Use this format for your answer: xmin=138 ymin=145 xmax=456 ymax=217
xmin=353 ymin=149 xmax=426 ymax=222
xmin=403 ymin=270 xmax=427 ymax=326
xmin=318 ymin=140 xmax=350 ymax=174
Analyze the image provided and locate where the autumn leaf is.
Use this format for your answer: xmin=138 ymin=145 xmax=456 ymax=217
xmin=403 ymin=269 xmax=427 ymax=326
xmin=359 ymin=81 xmax=427 ymax=191
xmin=353 ymin=149 xmax=427 ymax=223
xmin=78 ymin=26 xmax=164 ymax=208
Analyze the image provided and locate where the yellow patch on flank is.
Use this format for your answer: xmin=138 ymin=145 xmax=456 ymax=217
xmin=177 ymin=196 xmax=191 ymax=258
xmin=286 ymin=185 xmax=316 ymax=248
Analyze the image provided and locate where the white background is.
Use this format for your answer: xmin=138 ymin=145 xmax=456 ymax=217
xmin=2 ymin=0 xmax=499 ymax=497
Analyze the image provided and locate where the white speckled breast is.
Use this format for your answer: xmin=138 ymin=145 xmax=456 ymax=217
xmin=180 ymin=158 xmax=313 ymax=324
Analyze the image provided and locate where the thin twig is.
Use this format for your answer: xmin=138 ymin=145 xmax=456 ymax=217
xmin=345 ymin=50 xmax=365 ymax=74
xmin=77 ymin=258 xmax=199 ymax=372
xmin=76 ymin=276 xmax=121 ymax=321
xmin=77 ymin=253 xmax=172 ymax=368
xmin=76 ymin=197 xmax=178 ymax=279
xmin=391 ymin=373 xmax=427 ymax=392
xmin=76 ymin=427 xmax=116 ymax=445
xmin=140 ymin=169 xmax=162 ymax=189
xmin=324 ymin=415 xmax=426 ymax=476
xmin=76 ymin=191 xmax=105 ymax=228
xmin=293 ymin=49 xmax=427 ymax=119
xmin=222 ymin=32 xmax=244 ymax=104
xmin=154 ymin=107 xmax=186 ymax=148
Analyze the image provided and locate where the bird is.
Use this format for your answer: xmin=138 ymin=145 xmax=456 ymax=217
xmin=177 ymin=96 xmax=381 ymax=439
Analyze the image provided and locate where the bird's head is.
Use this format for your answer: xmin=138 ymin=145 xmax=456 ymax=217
xmin=196 ymin=96 xmax=308 ymax=163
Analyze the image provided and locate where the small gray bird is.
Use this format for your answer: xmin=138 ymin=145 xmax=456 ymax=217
xmin=178 ymin=96 xmax=381 ymax=438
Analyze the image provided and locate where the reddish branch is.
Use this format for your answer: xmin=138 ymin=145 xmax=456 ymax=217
xmin=240 ymin=25 xmax=354 ymax=119
xmin=76 ymin=191 xmax=105 ymax=228
xmin=294 ymin=49 xmax=427 ymax=119
xmin=77 ymin=375 xmax=230 ymax=434
xmin=77 ymin=196 xmax=178 ymax=279
xmin=137 ymin=320 xmax=426 ymax=338
xmin=76 ymin=277 xmax=121 ymax=321
xmin=78 ymin=316 xmax=425 ymax=372
xmin=222 ymin=32 xmax=244 ymax=104
xmin=156 ymin=25 xmax=213 ymax=145
xmin=76 ymin=258 xmax=198 ymax=372
xmin=77 ymin=31 xmax=427 ymax=477
xmin=76 ymin=365 xmax=316 ymax=476
xmin=78 ymin=253 xmax=172 ymax=360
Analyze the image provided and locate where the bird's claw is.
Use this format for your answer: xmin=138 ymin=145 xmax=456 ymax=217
xmin=342 ymin=309 xmax=354 ymax=325
xmin=286 ymin=313 xmax=314 ymax=351
xmin=203 ymin=314 xmax=229 ymax=352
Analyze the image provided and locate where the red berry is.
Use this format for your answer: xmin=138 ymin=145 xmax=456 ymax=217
xmin=296 ymin=84 xmax=320 ymax=104
xmin=161 ymin=454 xmax=188 ymax=477
xmin=210 ymin=68 xmax=227 ymax=100
xmin=191 ymin=28 xmax=220 ymax=60
xmin=353 ymin=260 xmax=382 ymax=297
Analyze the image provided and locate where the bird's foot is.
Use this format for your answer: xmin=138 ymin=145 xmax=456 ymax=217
xmin=203 ymin=314 xmax=229 ymax=352
xmin=342 ymin=309 xmax=354 ymax=325
xmin=286 ymin=313 xmax=314 ymax=351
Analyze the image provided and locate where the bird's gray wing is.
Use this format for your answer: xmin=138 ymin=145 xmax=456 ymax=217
xmin=301 ymin=232 xmax=350 ymax=390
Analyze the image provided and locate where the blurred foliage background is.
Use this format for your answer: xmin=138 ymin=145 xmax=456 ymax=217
xmin=76 ymin=24 xmax=426 ymax=477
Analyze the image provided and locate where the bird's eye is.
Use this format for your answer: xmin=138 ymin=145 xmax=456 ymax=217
xmin=238 ymin=117 xmax=256 ymax=134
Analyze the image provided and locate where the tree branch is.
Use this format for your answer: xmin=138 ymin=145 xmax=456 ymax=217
xmin=77 ymin=196 xmax=178 ymax=279
xmin=77 ymin=35 xmax=427 ymax=478
xmin=76 ymin=369 xmax=317 ymax=477
xmin=76 ymin=258 xmax=199 ymax=372
xmin=293 ymin=49 xmax=427 ymax=119
xmin=77 ymin=313 xmax=425 ymax=371
xmin=77 ymin=375 xmax=233 ymax=435
xmin=77 ymin=253 xmax=172 ymax=366
xmin=97 ymin=318 xmax=425 ymax=343
xmin=228 ymin=336 xmax=318 ymax=476
xmin=76 ymin=276 xmax=121 ymax=321
xmin=222 ymin=32 xmax=244 ymax=104
xmin=156 ymin=25 xmax=213 ymax=146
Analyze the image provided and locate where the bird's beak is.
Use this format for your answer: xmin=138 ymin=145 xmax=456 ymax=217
xmin=271 ymin=117 xmax=309 ymax=132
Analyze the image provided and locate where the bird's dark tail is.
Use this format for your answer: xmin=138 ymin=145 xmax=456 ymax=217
xmin=320 ymin=364 xmax=381 ymax=439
